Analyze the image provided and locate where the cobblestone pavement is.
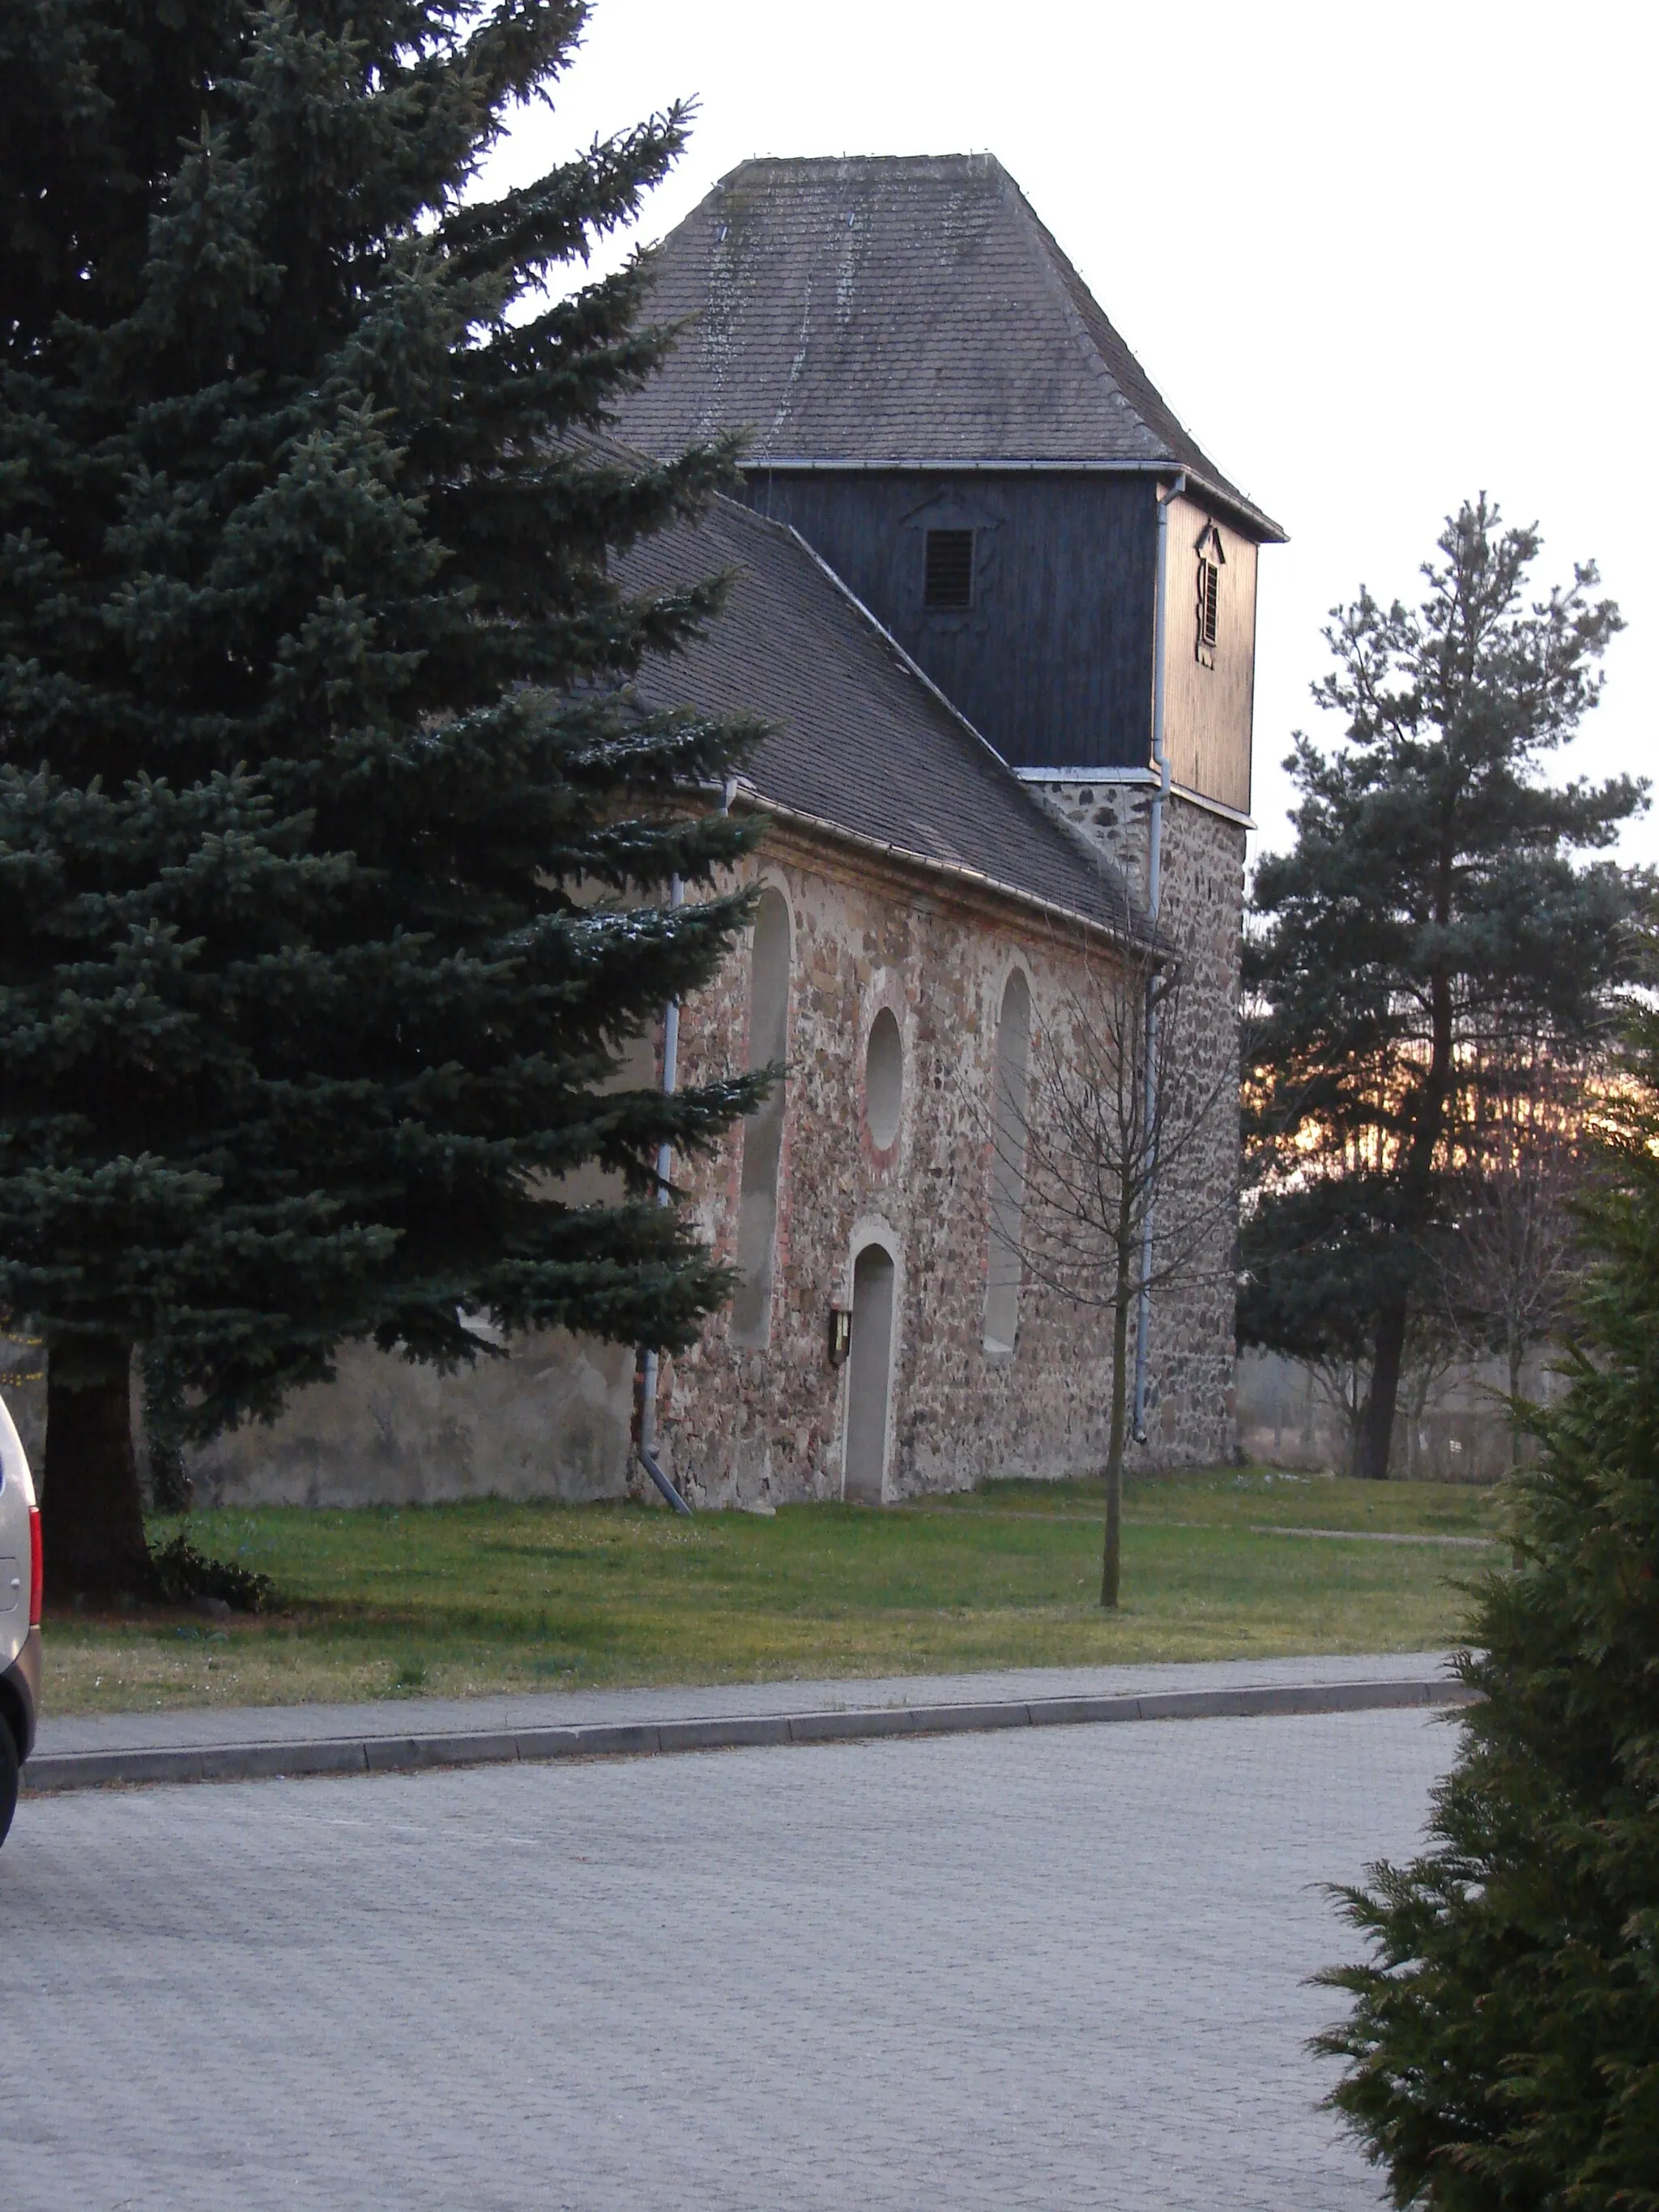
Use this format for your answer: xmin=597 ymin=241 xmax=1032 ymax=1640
xmin=3 ymin=1707 xmax=1456 ymax=2211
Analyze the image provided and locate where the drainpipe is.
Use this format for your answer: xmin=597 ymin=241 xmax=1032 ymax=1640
xmin=638 ymin=872 xmax=693 ymax=1515
xmin=1132 ymin=471 xmax=1185 ymax=1442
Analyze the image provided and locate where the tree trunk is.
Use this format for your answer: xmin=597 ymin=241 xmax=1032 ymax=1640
xmin=1508 ymin=1335 xmax=1525 ymax=1472
xmin=1359 ymin=942 xmax=1455 ymax=1485
xmin=1403 ymin=1378 xmax=1420 ymax=1484
xmin=1102 ymin=1259 xmax=1133 ymax=1610
xmin=1358 ymin=1298 xmax=1407 ymax=1481
xmin=41 ymin=1339 xmax=152 ymax=1609
xmin=1342 ymin=1365 xmax=1367 ymax=1478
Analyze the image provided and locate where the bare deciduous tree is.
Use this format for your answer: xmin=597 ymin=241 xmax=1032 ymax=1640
xmin=1394 ymin=1315 xmax=1465 ymax=1481
xmin=984 ymin=940 xmax=1234 ymax=1608
xmin=1305 ymin=1353 xmax=1370 ymax=1477
xmin=1436 ymin=1059 xmax=1590 ymax=1464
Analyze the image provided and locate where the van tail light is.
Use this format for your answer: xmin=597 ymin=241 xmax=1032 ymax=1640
xmin=28 ymin=1507 xmax=41 ymax=1628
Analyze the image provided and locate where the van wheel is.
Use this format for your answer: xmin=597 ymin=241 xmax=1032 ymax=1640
xmin=0 ymin=1718 xmax=18 ymax=1848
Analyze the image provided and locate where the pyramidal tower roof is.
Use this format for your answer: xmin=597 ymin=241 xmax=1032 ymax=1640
xmin=614 ymin=153 xmax=1282 ymax=541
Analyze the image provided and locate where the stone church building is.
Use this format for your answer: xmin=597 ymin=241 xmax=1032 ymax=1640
xmin=189 ymin=152 xmax=1282 ymax=1511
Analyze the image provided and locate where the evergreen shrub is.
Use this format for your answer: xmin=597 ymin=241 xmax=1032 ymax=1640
xmin=1317 ymin=1016 xmax=1659 ymax=2208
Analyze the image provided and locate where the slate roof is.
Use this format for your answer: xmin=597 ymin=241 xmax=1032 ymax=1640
xmin=614 ymin=153 xmax=1283 ymax=542
xmin=621 ymin=494 xmax=1146 ymax=941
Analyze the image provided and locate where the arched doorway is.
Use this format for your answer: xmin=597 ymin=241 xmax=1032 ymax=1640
xmin=844 ymin=1242 xmax=896 ymax=1503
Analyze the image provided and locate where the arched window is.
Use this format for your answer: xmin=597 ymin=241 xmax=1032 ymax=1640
xmin=864 ymin=1007 xmax=903 ymax=1149
xmin=984 ymin=968 xmax=1031 ymax=1353
xmin=730 ymin=888 xmax=791 ymax=1347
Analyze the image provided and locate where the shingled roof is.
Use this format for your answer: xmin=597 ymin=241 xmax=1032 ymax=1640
xmin=614 ymin=153 xmax=1282 ymax=542
xmin=620 ymin=494 xmax=1146 ymax=942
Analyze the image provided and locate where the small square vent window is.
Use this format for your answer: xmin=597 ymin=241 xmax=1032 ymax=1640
xmin=923 ymin=528 xmax=975 ymax=610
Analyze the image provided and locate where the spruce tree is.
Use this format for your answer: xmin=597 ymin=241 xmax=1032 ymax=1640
xmin=1244 ymin=498 xmax=1643 ymax=1480
xmin=1316 ymin=1014 xmax=1659 ymax=2209
xmin=0 ymin=0 xmax=765 ymax=1601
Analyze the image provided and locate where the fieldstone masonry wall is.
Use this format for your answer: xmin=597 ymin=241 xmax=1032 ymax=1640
xmin=1038 ymin=776 xmax=1154 ymax=895
xmin=1035 ymin=779 xmax=1244 ymax=1471
xmin=651 ymin=833 xmax=1159 ymax=1506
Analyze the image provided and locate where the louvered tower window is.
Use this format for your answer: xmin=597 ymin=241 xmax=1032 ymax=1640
xmin=1195 ymin=523 xmax=1225 ymax=667
xmin=1199 ymin=559 xmax=1219 ymax=646
xmin=923 ymin=528 xmax=975 ymax=609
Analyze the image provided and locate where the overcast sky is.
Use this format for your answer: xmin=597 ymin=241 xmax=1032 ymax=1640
xmin=493 ymin=0 xmax=1655 ymax=867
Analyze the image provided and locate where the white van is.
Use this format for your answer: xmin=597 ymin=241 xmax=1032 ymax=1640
xmin=0 ymin=1395 xmax=41 ymax=1847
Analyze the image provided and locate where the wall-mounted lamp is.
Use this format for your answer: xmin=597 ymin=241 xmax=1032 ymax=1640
xmin=828 ymin=1306 xmax=852 ymax=1368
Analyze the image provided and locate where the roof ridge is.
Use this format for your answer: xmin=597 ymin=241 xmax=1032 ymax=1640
xmin=716 ymin=151 xmax=1003 ymax=179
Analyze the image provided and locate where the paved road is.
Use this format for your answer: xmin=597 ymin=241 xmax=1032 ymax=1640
xmin=4 ymin=1707 xmax=1453 ymax=2211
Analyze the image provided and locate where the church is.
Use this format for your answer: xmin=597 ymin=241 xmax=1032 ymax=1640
xmin=192 ymin=152 xmax=1282 ymax=1511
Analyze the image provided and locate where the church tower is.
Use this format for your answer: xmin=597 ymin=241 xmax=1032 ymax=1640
xmin=614 ymin=152 xmax=1284 ymax=1452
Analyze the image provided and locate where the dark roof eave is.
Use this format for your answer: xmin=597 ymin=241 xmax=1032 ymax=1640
xmin=731 ymin=783 xmax=1162 ymax=957
xmin=738 ymin=455 xmax=1287 ymax=545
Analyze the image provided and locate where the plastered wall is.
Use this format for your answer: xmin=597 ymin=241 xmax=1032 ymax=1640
xmin=186 ymin=1330 xmax=636 ymax=1508
xmin=1160 ymin=496 xmax=1257 ymax=818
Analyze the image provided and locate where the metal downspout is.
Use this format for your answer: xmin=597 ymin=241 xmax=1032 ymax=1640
xmin=1132 ymin=471 xmax=1185 ymax=1441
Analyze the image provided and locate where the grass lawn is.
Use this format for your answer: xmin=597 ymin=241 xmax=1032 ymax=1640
xmin=41 ymin=1466 xmax=1503 ymax=1718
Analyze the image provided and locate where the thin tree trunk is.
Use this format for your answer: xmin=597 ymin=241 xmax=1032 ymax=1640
xmin=1360 ymin=936 xmax=1455 ymax=1484
xmin=41 ymin=1339 xmax=151 ymax=1608
xmin=1403 ymin=1375 xmax=1419 ymax=1484
xmin=1508 ymin=1335 xmax=1525 ymax=1472
xmin=1358 ymin=1298 xmax=1407 ymax=1481
xmin=1344 ymin=1366 xmax=1367 ymax=1478
xmin=1505 ymin=1333 xmax=1528 ymax=1566
xmin=1102 ymin=1256 xmax=1132 ymax=1609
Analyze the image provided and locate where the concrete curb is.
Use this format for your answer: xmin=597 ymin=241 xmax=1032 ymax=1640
xmin=22 ymin=1673 xmax=1476 ymax=1796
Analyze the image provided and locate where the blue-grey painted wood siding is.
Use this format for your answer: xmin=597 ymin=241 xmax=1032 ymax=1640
xmin=740 ymin=471 xmax=1158 ymax=773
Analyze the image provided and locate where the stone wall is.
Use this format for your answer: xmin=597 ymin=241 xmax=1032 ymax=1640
xmin=3 ymin=813 xmax=1245 ymax=1509
xmin=652 ymin=824 xmax=1152 ymax=1504
xmin=1033 ymin=779 xmax=1245 ymax=1470
xmin=1037 ymin=774 xmax=1155 ymax=895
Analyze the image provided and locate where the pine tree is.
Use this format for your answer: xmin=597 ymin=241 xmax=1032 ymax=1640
xmin=0 ymin=0 xmax=766 ymax=1602
xmin=1316 ymin=1014 xmax=1659 ymax=2209
xmin=1244 ymin=498 xmax=1644 ymax=1481
xmin=1236 ymin=1174 xmax=1392 ymax=1474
